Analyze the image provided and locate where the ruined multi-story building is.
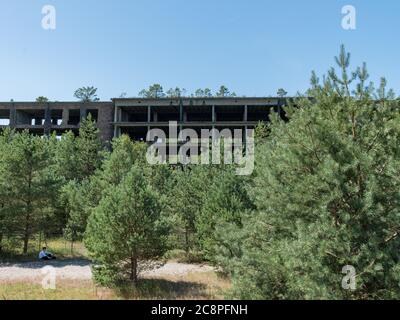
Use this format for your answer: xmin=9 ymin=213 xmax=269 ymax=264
xmin=0 ymin=97 xmax=287 ymax=144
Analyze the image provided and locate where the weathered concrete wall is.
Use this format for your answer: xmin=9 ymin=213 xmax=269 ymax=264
xmin=0 ymin=102 xmax=114 ymax=144
xmin=96 ymin=103 xmax=114 ymax=144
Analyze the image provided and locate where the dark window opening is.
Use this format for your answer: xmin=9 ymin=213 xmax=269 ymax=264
xmin=16 ymin=109 xmax=45 ymax=126
xmin=87 ymin=109 xmax=99 ymax=122
xmin=120 ymin=107 xmax=148 ymax=122
xmin=247 ymin=106 xmax=271 ymax=122
xmin=51 ymin=110 xmax=63 ymax=126
xmin=215 ymin=106 xmax=244 ymax=122
xmin=68 ymin=109 xmax=80 ymax=125
xmin=120 ymin=127 xmax=149 ymax=142
xmin=186 ymin=112 xmax=212 ymax=122
xmin=0 ymin=109 xmax=10 ymax=126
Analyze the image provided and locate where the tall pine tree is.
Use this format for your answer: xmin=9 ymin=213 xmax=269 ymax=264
xmin=219 ymin=46 xmax=400 ymax=299
xmin=85 ymin=165 xmax=168 ymax=285
xmin=4 ymin=131 xmax=60 ymax=254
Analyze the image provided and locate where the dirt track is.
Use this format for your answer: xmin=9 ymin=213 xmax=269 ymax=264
xmin=0 ymin=260 xmax=214 ymax=283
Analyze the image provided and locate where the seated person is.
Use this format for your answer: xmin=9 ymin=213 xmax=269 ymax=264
xmin=39 ymin=247 xmax=57 ymax=260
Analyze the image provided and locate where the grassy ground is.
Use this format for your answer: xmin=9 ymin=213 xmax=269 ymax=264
xmin=0 ymin=239 xmax=231 ymax=300
xmin=0 ymin=272 xmax=231 ymax=300
xmin=116 ymin=272 xmax=231 ymax=300
xmin=0 ymin=280 xmax=111 ymax=300
xmin=0 ymin=238 xmax=88 ymax=262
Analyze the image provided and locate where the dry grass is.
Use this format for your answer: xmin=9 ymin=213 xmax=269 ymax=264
xmin=117 ymin=271 xmax=231 ymax=300
xmin=0 ymin=238 xmax=88 ymax=262
xmin=1 ymin=239 xmax=231 ymax=300
xmin=0 ymin=271 xmax=231 ymax=300
xmin=0 ymin=280 xmax=113 ymax=300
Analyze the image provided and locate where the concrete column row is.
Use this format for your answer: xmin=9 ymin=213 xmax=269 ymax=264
xmin=120 ymin=103 xmax=252 ymax=125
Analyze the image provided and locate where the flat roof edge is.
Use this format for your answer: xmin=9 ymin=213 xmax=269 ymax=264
xmin=112 ymin=97 xmax=294 ymax=101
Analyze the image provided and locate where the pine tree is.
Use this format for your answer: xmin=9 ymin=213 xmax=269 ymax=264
xmin=166 ymin=87 xmax=187 ymax=98
xmin=58 ymin=118 xmax=105 ymax=250
xmin=138 ymin=84 xmax=165 ymax=98
xmin=74 ymin=86 xmax=100 ymax=102
xmin=196 ymin=166 xmax=253 ymax=261
xmin=97 ymin=135 xmax=147 ymax=187
xmin=85 ymin=165 xmax=168 ymax=285
xmin=62 ymin=135 xmax=145 ymax=248
xmin=55 ymin=131 xmax=78 ymax=182
xmin=61 ymin=179 xmax=95 ymax=253
xmin=166 ymin=166 xmax=211 ymax=254
xmin=220 ymin=46 xmax=400 ymax=299
xmin=4 ymin=131 xmax=60 ymax=254
xmin=0 ymin=129 xmax=13 ymax=253
xmin=194 ymin=88 xmax=213 ymax=97
xmin=216 ymin=85 xmax=236 ymax=97
xmin=277 ymin=88 xmax=287 ymax=97
xmin=75 ymin=114 xmax=104 ymax=180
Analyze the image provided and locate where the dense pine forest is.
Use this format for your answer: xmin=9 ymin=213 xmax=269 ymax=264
xmin=1 ymin=47 xmax=400 ymax=299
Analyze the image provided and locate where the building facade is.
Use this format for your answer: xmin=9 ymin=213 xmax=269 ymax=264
xmin=0 ymin=97 xmax=287 ymax=144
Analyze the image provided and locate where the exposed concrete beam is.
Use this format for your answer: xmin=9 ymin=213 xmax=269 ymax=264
xmin=113 ymin=97 xmax=285 ymax=107
xmin=113 ymin=121 xmax=261 ymax=127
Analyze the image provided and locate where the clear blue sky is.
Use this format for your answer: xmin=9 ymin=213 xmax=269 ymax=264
xmin=0 ymin=0 xmax=398 ymax=101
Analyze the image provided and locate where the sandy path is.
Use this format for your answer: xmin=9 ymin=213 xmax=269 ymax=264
xmin=0 ymin=260 xmax=214 ymax=283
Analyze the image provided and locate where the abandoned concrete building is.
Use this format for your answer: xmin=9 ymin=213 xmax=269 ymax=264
xmin=0 ymin=97 xmax=287 ymax=144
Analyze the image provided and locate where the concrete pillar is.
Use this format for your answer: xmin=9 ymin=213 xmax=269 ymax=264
xmin=80 ymin=105 xmax=87 ymax=122
xmin=277 ymin=98 xmax=283 ymax=119
xmin=147 ymin=105 xmax=151 ymax=123
xmin=44 ymin=104 xmax=52 ymax=135
xmin=244 ymin=125 xmax=248 ymax=148
xmin=114 ymin=106 xmax=119 ymax=122
xmin=179 ymin=100 xmax=184 ymax=122
xmin=45 ymin=105 xmax=51 ymax=124
xmin=179 ymin=99 xmax=184 ymax=132
xmin=9 ymin=104 xmax=16 ymax=127
xmin=146 ymin=106 xmax=151 ymax=136
xmin=62 ymin=109 xmax=69 ymax=126
xmin=211 ymin=105 xmax=216 ymax=143
xmin=113 ymin=106 xmax=119 ymax=138
xmin=212 ymin=105 xmax=216 ymax=123
xmin=243 ymin=106 xmax=248 ymax=148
